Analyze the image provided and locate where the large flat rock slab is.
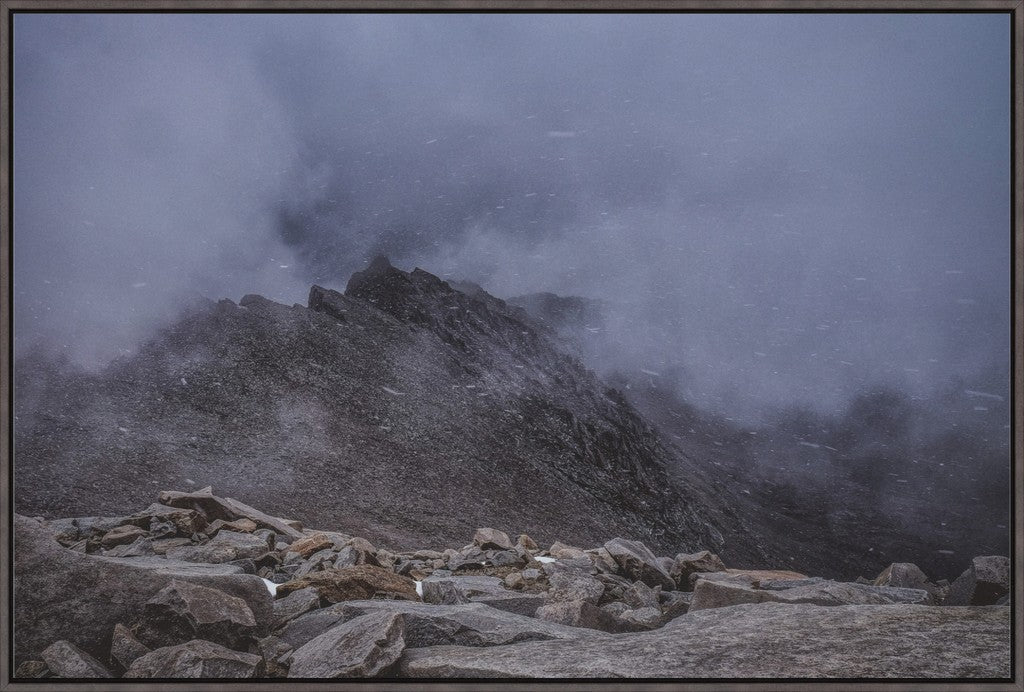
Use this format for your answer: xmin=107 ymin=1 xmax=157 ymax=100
xmin=397 ymin=603 xmax=1010 ymax=678
xmin=329 ymin=600 xmax=606 ymax=647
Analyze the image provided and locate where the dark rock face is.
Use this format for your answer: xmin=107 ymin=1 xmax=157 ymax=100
xmin=136 ymin=580 xmax=259 ymax=650
xmin=14 ymin=259 xmax=728 ymax=559
xmin=13 ymin=515 xmax=273 ymax=665
xmin=945 ymin=556 xmax=1010 ymax=606
xmin=397 ymin=603 xmax=1011 ymax=678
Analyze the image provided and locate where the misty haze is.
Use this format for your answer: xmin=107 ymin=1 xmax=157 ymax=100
xmin=10 ymin=11 xmax=1013 ymax=681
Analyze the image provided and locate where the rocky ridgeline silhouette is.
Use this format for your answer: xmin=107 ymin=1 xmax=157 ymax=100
xmin=14 ymin=487 xmax=1010 ymax=679
xmin=14 ymin=257 xmax=752 ymax=561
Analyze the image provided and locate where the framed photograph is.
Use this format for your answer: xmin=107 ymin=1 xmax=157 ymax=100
xmin=2 ymin=2 xmax=1020 ymax=687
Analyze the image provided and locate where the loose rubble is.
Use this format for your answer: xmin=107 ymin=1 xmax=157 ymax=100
xmin=13 ymin=488 xmax=1012 ymax=679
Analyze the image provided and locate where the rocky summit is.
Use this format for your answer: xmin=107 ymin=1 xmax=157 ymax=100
xmin=13 ymin=488 xmax=1011 ymax=679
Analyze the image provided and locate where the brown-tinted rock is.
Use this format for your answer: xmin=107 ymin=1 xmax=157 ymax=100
xmin=276 ymin=564 xmax=419 ymax=604
xmin=290 ymin=533 xmax=335 ymax=559
xmin=206 ymin=517 xmax=259 ymax=536
xmin=873 ymin=562 xmax=929 ymax=590
xmin=100 ymin=524 xmax=147 ymax=549
xmin=287 ymin=612 xmax=405 ymax=678
xmin=504 ymin=572 xmax=525 ymax=590
xmin=41 ymin=640 xmax=113 ymax=678
xmin=549 ymin=541 xmax=587 ymax=559
xmin=516 ymin=534 xmax=539 ymax=551
xmin=124 ymin=639 xmax=263 ymax=678
xmin=158 ymin=489 xmax=304 ymax=540
xmin=473 ymin=528 xmax=513 ymax=551
xmin=130 ymin=503 xmax=208 ymax=536
xmin=670 ymin=550 xmax=726 ymax=590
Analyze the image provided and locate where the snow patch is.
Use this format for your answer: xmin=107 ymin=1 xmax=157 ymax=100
xmin=261 ymin=578 xmax=278 ymax=596
xmin=534 ymin=556 xmax=556 ymax=564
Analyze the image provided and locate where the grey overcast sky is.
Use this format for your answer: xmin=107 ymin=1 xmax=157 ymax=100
xmin=13 ymin=13 xmax=1011 ymax=419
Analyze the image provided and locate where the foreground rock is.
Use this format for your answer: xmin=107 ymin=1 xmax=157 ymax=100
xmin=328 ymin=600 xmax=604 ymax=647
xmin=287 ymin=612 xmax=405 ymax=678
xmin=397 ymin=603 xmax=1010 ymax=678
xmin=15 ymin=490 xmax=1012 ymax=680
xmin=945 ymin=556 xmax=1010 ymax=606
xmin=40 ymin=641 xmax=113 ymax=678
xmin=110 ymin=623 xmax=151 ymax=670
xmin=421 ymin=575 xmax=546 ymax=616
xmin=670 ymin=550 xmax=726 ymax=589
xmin=124 ymin=639 xmax=263 ymax=678
xmin=13 ymin=515 xmax=272 ymax=664
xmin=135 ymin=580 xmax=259 ymax=650
xmin=690 ymin=577 xmax=931 ymax=611
xmin=158 ymin=489 xmax=305 ymax=541
xmin=603 ymin=539 xmax=675 ymax=591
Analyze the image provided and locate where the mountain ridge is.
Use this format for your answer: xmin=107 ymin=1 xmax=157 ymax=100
xmin=14 ymin=258 xmax=752 ymax=561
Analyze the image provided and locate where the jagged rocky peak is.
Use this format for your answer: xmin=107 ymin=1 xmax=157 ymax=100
xmin=342 ymin=255 xmax=449 ymax=326
xmin=344 ymin=254 xmax=406 ymax=296
xmin=332 ymin=256 xmax=550 ymax=360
